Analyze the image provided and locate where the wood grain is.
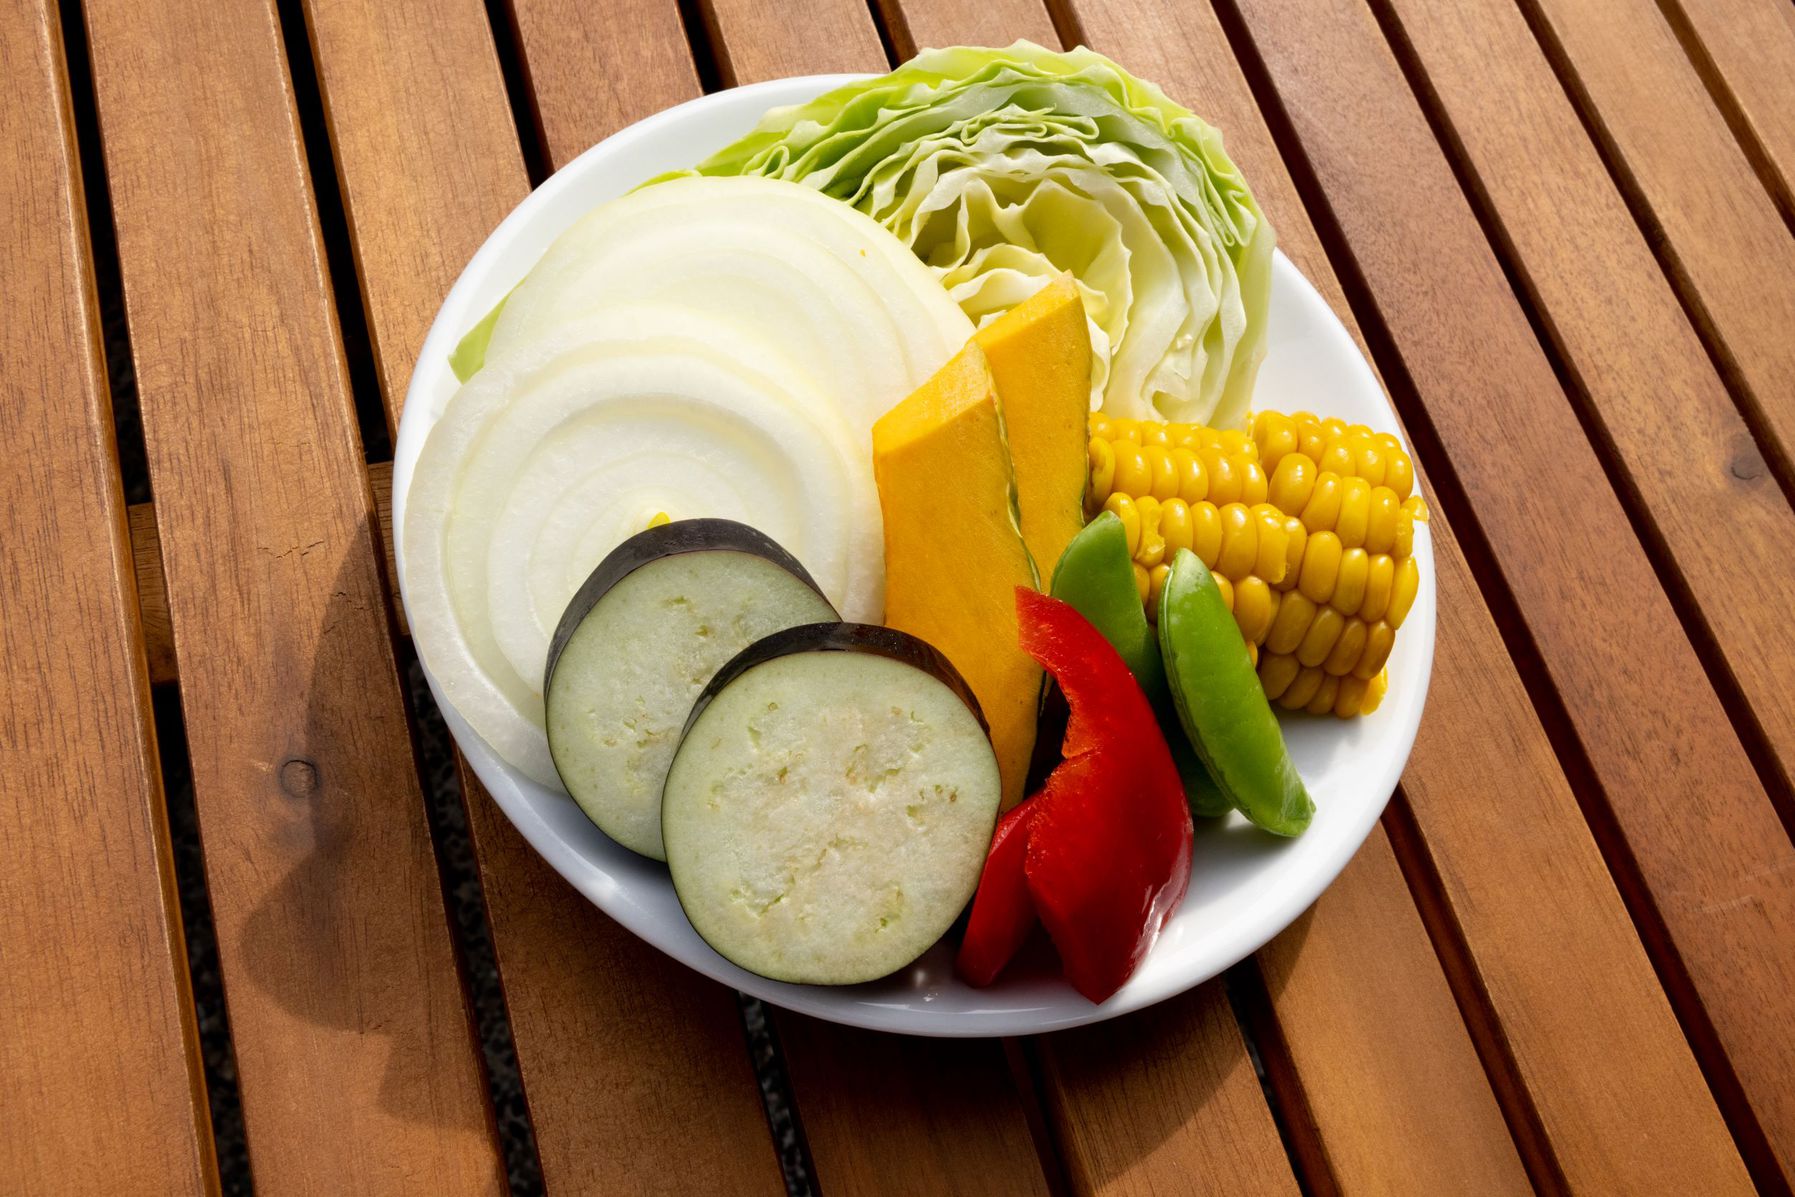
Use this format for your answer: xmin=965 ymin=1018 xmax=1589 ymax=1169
xmin=299 ymin=0 xmax=785 ymax=1189
xmin=1038 ymin=982 xmax=1298 ymax=1196
xmin=1366 ymin=0 xmax=1795 ymax=1176
xmin=507 ymin=0 xmax=701 ymax=168
xmin=874 ymin=0 xmax=1058 ymax=58
xmin=777 ymin=1018 xmax=1051 ymax=1195
xmin=701 ymin=0 xmax=887 ymax=86
xmin=1659 ymin=0 xmax=1795 ymax=223
xmin=0 ymin=3 xmax=214 ymax=1190
xmin=1221 ymin=0 xmax=1757 ymax=1186
xmin=80 ymin=0 xmax=505 ymax=1189
xmin=1516 ymin=0 xmax=1795 ymax=491
xmin=945 ymin=1 xmax=1535 ymax=1188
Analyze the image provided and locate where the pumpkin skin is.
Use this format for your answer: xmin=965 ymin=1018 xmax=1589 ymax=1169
xmin=975 ymin=274 xmax=1093 ymax=579
xmin=873 ymin=342 xmax=1041 ymax=810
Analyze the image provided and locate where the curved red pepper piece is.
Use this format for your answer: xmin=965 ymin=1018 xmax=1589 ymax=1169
xmin=957 ymin=589 xmax=1193 ymax=1002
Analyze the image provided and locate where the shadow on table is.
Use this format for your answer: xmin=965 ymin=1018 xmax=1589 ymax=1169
xmin=234 ymin=542 xmax=497 ymax=1154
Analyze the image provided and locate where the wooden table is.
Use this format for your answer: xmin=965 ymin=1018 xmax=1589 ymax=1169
xmin=5 ymin=0 xmax=1794 ymax=1191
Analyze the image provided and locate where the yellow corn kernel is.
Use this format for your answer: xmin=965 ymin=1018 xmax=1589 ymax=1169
xmin=1333 ymin=674 xmax=1370 ymax=717
xmin=1264 ymin=588 xmax=1283 ymax=641
xmin=1299 ymin=471 xmax=1343 ymax=533
xmin=1251 ymin=504 xmax=1289 ymax=585
xmin=1319 ymin=416 xmax=1349 ymax=443
xmin=1171 ymin=446 xmax=1207 ymax=504
xmin=1104 ymin=493 xmax=1143 ymax=556
xmin=1089 ymin=437 xmax=1117 ymax=511
xmin=1355 ymin=620 xmax=1395 ymax=679
xmin=1363 ymin=487 xmax=1401 ymax=554
xmin=1403 ymin=492 xmax=1430 ymax=522
xmin=1317 ymin=437 xmax=1355 ymax=477
xmin=1233 ymin=575 xmax=1275 ymax=643
xmin=1141 ymin=421 xmax=1172 ymax=446
xmin=1393 ymin=510 xmax=1415 ymax=558
xmin=1306 ymin=674 xmax=1342 ymax=717
xmin=1245 ymin=641 xmax=1259 ymax=668
xmin=1088 ymin=413 xmax=1114 ymax=441
xmin=1296 ymin=418 xmax=1327 ymax=463
xmin=1214 ymin=573 xmax=1235 ymax=612
xmin=1159 ymin=498 xmax=1194 ymax=556
xmin=1382 ymin=440 xmax=1414 ymax=499
xmin=1217 ymin=428 xmax=1257 ymax=460
xmin=1240 ymin=460 xmax=1269 ymax=506
xmin=1331 ymin=548 xmax=1368 ymax=615
xmin=1191 ymin=500 xmax=1223 ymax=566
xmin=1203 ymin=446 xmax=1243 ymax=506
xmin=1298 ymin=531 xmax=1343 ymax=604
xmin=1268 ymin=451 xmax=1318 ymax=514
xmin=1149 ymin=562 xmax=1171 ymax=614
xmin=1297 ymin=606 xmax=1346 ymax=668
xmin=1362 ymin=670 xmax=1388 ymax=715
xmin=1254 ymin=411 xmax=1299 ymax=474
xmin=1360 ymin=554 xmax=1395 ymax=622
xmin=1268 ymin=591 xmax=1317 ymax=655
xmin=1134 ymin=495 xmax=1166 ymax=568
xmin=1387 ymin=555 xmax=1421 ymax=629
xmin=1112 ymin=418 xmax=1141 ymax=443
xmin=1112 ymin=441 xmax=1151 ymax=498
xmin=1259 ymin=651 xmax=1301 ymax=701
xmin=1336 ymin=476 xmax=1373 ymax=548
xmin=1281 ymin=516 xmax=1307 ymax=588
xmin=1133 ymin=562 xmax=1151 ymax=605
xmin=1324 ymin=616 xmax=1369 ymax=676
xmin=1280 ymin=665 xmax=1325 ymax=710
xmin=1353 ymin=433 xmax=1389 ymax=488
xmin=1138 ymin=445 xmax=1173 ymax=500
xmin=1216 ymin=503 xmax=1258 ymax=579
xmin=646 ymin=511 xmax=672 ymax=529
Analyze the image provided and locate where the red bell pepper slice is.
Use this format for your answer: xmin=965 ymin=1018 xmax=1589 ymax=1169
xmin=957 ymin=589 xmax=1193 ymax=1002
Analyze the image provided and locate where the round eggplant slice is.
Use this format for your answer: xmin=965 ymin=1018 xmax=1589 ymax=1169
xmin=662 ymin=624 xmax=1001 ymax=986
xmin=544 ymin=519 xmax=838 ymax=860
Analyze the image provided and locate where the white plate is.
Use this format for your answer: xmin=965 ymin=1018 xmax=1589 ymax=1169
xmin=393 ymin=75 xmax=1435 ymax=1036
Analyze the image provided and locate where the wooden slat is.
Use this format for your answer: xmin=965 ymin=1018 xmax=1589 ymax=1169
xmin=1364 ymin=0 xmax=1795 ymax=1177
xmin=506 ymin=0 xmax=700 ymax=168
xmin=1038 ymin=983 xmax=1298 ymax=1197
xmin=0 ymin=4 xmax=214 ymax=1190
xmin=1517 ymin=0 xmax=1795 ymax=490
xmin=777 ymin=1018 xmax=1050 ymax=1195
xmin=702 ymin=0 xmax=887 ymax=86
xmin=1659 ymin=0 xmax=1795 ymax=222
xmin=298 ymin=0 xmax=784 ymax=1189
xmin=882 ymin=0 xmax=1532 ymax=1188
xmin=681 ymin=10 xmax=1062 ymax=1189
xmin=873 ymin=0 xmax=1057 ymax=59
xmin=80 ymin=0 xmax=505 ymax=1189
xmin=1220 ymin=0 xmax=1758 ymax=1187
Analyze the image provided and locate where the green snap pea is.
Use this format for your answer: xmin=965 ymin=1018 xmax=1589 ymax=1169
xmin=1158 ymin=549 xmax=1313 ymax=836
xmin=1051 ymin=514 xmax=1228 ymax=818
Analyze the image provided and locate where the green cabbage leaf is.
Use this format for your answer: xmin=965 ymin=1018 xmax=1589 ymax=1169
xmin=688 ymin=41 xmax=1274 ymax=428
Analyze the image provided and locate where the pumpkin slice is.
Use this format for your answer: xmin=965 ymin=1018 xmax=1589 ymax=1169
xmin=976 ymin=274 xmax=1093 ymax=577
xmin=873 ymin=342 xmax=1041 ymax=809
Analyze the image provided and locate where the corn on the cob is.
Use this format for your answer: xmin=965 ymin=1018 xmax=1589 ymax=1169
xmin=1088 ymin=409 xmax=1426 ymax=717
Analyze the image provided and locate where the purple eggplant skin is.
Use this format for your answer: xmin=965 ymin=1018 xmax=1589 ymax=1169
xmin=678 ymin=622 xmax=990 ymax=746
xmin=543 ymin=518 xmax=836 ymax=697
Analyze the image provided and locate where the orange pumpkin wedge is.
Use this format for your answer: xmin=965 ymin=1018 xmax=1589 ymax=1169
xmin=873 ymin=342 xmax=1040 ymax=809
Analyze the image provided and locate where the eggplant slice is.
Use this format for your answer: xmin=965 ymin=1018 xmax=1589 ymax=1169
xmin=662 ymin=624 xmax=1001 ymax=986
xmin=544 ymin=519 xmax=838 ymax=860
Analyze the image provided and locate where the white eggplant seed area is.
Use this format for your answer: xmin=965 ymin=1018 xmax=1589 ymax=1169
xmin=663 ymin=651 xmax=1000 ymax=985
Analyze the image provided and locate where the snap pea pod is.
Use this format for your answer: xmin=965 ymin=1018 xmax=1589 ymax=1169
xmin=1051 ymin=514 xmax=1228 ymax=818
xmin=1158 ymin=549 xmax=1312 ymax=835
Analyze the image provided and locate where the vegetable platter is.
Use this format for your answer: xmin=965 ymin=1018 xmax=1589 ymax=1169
xmin=393 ymin=46 xmax=1435 ymax=1035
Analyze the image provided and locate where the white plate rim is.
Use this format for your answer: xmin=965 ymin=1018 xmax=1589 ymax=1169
xmin=392 ymin=74 xmax=1435 ymax=1037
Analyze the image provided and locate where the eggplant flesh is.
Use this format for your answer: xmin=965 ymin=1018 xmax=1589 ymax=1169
xmin=544 ymin=519 xmax=837 ymax=860
xmin=663 ymin=624 xmax=1000 ymax=986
